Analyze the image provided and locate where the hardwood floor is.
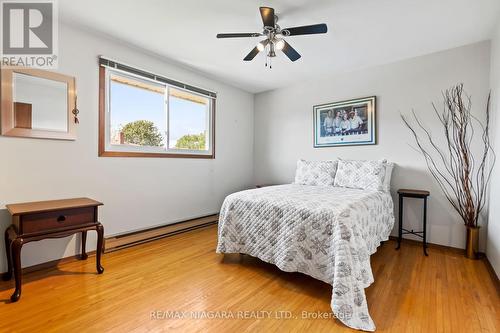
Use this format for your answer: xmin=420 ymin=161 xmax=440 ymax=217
xmin=0 ymin=225 xmax=498 ymax=332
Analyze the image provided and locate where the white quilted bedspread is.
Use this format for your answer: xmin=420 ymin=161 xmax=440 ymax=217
xmin=216 ymin=184 xmax=394 ymax=331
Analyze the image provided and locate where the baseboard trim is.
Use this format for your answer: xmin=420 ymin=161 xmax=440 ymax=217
xmin=388 ymin=236 xmax=464 ymax=254
xmin=104 ymin=214 xmax=219 ymax=252
xmin=483 ymin=254 xmax=500 ymax=296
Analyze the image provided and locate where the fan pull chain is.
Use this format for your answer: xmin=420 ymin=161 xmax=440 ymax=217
xmin=265 ymin=44 xmax=268 ymax=67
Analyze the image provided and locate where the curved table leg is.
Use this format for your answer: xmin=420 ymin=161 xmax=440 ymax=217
xmin=10 ymin=238 xmax=23 ymax=302
xmin=96 ymin=224 xmax=104 ymax=274
xmin=81 ymin=231 xmax=88 ymax=260
xmin=2 ymin=226 xmax=13 ymax=281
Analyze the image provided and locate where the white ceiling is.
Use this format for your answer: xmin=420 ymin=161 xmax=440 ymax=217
xmin=60 ymin=0 xmax=500 ymax=93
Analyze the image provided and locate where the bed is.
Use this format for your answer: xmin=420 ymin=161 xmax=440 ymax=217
xmin=216 ymin=183 xmax=394 ymax=331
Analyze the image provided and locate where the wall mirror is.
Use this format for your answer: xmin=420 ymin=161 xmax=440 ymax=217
xmin=1 ymin=68 xmax=77 ymax=140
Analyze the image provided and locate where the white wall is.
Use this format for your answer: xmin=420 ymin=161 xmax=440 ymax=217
xmin=0 ymin=24 xmax=255 ymax=271
xmin=487 ymin=22 xmax=500 ymax=277
xmin=254 ymin=41 xmax=491 ymax=250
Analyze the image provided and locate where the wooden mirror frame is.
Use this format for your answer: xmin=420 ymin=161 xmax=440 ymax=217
xmin=1 ymin=68 xmax=77 ymax=140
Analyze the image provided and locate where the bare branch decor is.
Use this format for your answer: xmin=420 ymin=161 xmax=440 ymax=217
xmin=401 ymin=84 xmax=495 ymax=258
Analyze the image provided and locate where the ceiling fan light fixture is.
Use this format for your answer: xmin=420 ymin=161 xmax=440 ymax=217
xmin=274 ymin=38 xmax=285 ymax=51
xmin=257 ymin=41 xmax=266 ymax=52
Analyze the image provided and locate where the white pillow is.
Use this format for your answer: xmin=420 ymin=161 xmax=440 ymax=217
xmin=381 ymin=162 xmax=394 ymax=192
xmin=334 ymin=159 xmax=386 ymax=191
xmin=294 ymin=159 xmax=338 ymax=186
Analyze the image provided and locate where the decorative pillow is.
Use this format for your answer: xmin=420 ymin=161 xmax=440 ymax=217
xmin=381 ymin=162 xmax=394 ymax=192
xmin=294 ymin=159 xmax=338 ymax=186
xmin=334 ymin=159 xmax=386 ymax=191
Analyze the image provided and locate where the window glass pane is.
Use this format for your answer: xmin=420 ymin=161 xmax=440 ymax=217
xmin=109 ymin=74 xmax=166 ymax=148
xmin=168 ymin=87 xmax=209 ymax=151
xmin=102 ymin=66 xmax=214 ymax=157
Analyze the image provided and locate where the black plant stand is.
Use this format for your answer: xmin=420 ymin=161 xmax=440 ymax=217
xmin=396 ymin=189 xmax=430 ymax=256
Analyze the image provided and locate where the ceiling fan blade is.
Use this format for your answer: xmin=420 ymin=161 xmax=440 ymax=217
xmin=283 ymin=23 xmax=327 ymax=36
xmin=243 ymin=39 xmax=269 ymax=61
xmin=259 ymin=7 xmax=275 ymax=28
xmin=216 ymin=33 xmax=262 ymax=38
xmin=243 ymin=47 xmax=260 ymax=61
xmin=281 ymin=41 xmax=301 ymax=62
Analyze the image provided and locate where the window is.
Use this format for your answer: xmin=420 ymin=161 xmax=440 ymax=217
xmin=99 ymin=60 xmax=215 ymax=158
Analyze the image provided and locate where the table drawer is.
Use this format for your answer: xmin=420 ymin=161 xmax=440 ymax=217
xmin=21 ymin=207 xmax=95 ymax=234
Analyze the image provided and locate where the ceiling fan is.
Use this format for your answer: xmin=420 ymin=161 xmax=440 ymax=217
xmin=216 ymin=7 xmax=327 ymax=68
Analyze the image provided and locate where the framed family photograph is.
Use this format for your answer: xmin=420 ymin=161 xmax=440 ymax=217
xmin=313 ymin=96 xmax=376 ymax=147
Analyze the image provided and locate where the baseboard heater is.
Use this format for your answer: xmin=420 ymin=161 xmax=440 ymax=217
xmin=104 ymin=214 xmax=219 ymax=252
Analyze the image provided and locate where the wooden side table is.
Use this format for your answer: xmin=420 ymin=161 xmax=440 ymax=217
xmin=2 ymin=198 xmax=104 ymax=302
xmin=396 ymin=189 xmax=430 ymax=256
